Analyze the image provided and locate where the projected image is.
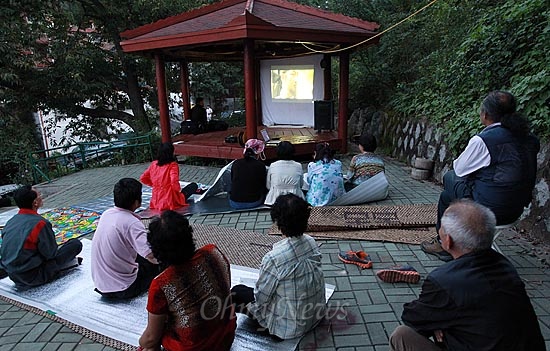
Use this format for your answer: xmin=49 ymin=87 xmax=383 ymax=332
xmin=271 ymin=65 xmax=314 ymax=101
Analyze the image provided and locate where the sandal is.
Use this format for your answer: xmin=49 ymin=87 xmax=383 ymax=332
xmin=338 ymin=251 xmax=373 ymax=269
xmin=376 ymin=265 xmax=421 ymax=283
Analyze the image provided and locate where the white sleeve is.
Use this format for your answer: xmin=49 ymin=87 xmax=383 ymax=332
xmin=453 ymin=135 xmax=491 ymax=177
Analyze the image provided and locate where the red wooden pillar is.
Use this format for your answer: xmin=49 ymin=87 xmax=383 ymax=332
xmin=180 ymin=60 xmax=191 ymax=121
xmin=244 ymin=39 xmax=257 ymax=140
xmin=338 ymin=51 xmax=349 ymax=153
xmin=155 ymin=54 xmax=171 ymax=143
xmin=255 ymin=59 xmax=263 ymax=126
xmin=323 ymin=54 xmax=332 ymax=101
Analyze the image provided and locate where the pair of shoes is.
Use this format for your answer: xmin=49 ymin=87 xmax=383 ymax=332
xmin=338 ymin=251 xmax=373 ymax=269
xmin=0 ymin=268 xmax=8 ymax=280
xmin=420 ymin=237 xmax=453 ymax=262
xmin=376 ymin=265 xmax=421 ymax=283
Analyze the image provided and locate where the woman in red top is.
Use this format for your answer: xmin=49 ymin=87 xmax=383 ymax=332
xmin=140 ymin=143 xmax=196 ymax=210
xmin=139 ymin=210 xmax=236 ymax=351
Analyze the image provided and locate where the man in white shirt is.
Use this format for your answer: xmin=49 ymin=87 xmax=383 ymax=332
xmin=422 ymin=91 xmax=540 ymax=261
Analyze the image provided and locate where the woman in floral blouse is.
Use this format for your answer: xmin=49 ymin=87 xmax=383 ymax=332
xmin=305 ymin=143 xmax=345 ymax=206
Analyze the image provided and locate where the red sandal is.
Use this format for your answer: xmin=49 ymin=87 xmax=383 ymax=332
xmin=376 ymin=265 xmax=421 ymax=283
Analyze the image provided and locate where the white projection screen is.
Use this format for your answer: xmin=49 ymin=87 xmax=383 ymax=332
xmin=260 ymin=55 xmax=324 ymax=126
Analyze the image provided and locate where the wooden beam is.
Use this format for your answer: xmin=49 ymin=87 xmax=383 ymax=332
xmin=244 ymin=39 xmax=257 ymax=140
xmin=155 ymin=54 xmax=171 ymax=143
xmin=323 ymin=54 xmax=332 ymax=100
xmin=180 ymin=60 xmax=191 ymax=120
xmin=338 ymin=51 xmax=349 ymax=153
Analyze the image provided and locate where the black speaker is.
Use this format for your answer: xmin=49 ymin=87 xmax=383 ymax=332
xmin=314 ymin=100 xmax=334 ymax=131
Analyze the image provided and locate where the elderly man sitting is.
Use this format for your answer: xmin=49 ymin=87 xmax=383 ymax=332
xmin=389 ymin=199 xmax=545 ymax=351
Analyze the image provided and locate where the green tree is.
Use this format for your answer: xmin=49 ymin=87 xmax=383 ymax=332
xmin=1 ymin=0 xmax=220 ymax=146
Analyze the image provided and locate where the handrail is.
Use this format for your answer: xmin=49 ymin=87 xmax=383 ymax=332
xmin=27 ymin=133 xmax=154 ymax=184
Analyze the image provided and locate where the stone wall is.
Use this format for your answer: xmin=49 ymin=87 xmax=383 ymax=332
xmin=347 ymin=107 xmax=550 ymax=243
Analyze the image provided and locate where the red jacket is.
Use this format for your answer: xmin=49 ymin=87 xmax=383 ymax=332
xmin=140 ymin=161 xmax=187 ymax=210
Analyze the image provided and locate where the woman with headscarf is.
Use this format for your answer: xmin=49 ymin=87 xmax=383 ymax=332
xmin=229 ymin=139 xmax=267 ymax=209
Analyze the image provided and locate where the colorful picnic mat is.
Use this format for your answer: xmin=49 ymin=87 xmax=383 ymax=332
xmin=0 ymin=206 xmax=100 ymax=258
xmin=42 ymin=206 xmax=102 ymax=244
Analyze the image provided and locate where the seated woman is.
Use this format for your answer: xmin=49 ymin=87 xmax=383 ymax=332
xmin=264 ymin=141 xmax=304 ymax=205
xmin=231 ymin=194 xmax=326 ymax=340
xmin=345 ymin=133 xmax=385 ymax=191
xmin=229 ymin=139 xmax=267 ymax=209
xmin=139 ymin=211 xmax=236 ymax=351
xmin=140 ymin=142 xmax=197 ymax=211
xmin=305 ymin=143 xmax=345 ymax=206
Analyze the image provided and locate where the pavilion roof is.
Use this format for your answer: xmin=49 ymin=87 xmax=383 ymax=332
xmin=120 ymin=0 xmax=380 ymax=61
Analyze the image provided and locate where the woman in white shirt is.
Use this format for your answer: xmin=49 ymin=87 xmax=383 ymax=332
xmin=264 ymin=141 xmax=304 ymax=205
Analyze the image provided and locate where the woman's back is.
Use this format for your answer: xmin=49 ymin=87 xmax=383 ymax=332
xmin=265 ymin=160 xmax=304 ymax=205
xmin=230 ymin=157 xmax=267 ymax=203
xmin=147 ymin=244 xmax=236 ymax=351
xmin=140 ymin=161 xmax=186 ymax=210
xmin=306 ymin=159 xmax=345 ymax=206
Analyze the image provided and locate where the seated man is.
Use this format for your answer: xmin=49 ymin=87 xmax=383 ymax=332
xmin=190 ymin=97 xmax=208 ymax=133
xmin=0 ymin=186 xmax=82 ymax=287
xmin=91 ymin=178 xmax=159 ymax=299
xmin=390 ymin=199 xmax=545 ymax=351
xmin=423 ymin=91 xmax=540 ymax=261
xmin=231 ymin=193 xmax=326 ymax=340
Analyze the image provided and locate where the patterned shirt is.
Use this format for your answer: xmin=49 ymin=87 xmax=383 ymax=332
xmin=147 ymin=244 xmax=236 ymax=351
xmin=306 ymin=160 xmax=345 ymax=206
xmin=346 ymin=152 xmax=385 ymax=186
xmin=247 ymin=235 xmax=326 ymax=339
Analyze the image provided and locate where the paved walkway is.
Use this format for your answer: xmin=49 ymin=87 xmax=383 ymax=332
xmin=0 ymin=157 xmax=548 ymax=350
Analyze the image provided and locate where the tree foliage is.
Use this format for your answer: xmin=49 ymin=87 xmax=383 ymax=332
xmin=0 ymin=0 xmax=220 ymax=144
xmin=300 ymin=0 xmax=549 ymax=151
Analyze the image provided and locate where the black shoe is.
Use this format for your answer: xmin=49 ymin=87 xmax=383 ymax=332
xmin=420 ymin=238 xmax=453 ymax=262
xmin=0 ymin=268 xmax=8 ymax=279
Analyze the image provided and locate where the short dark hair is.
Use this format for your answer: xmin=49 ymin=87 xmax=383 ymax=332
xmin=270 ymin=193 xmax=311 ymax=237
xmin=358 ymin=133 xmax=377 ymax=152
xmin=14 ymin=185 xmax=37 ymax=209
xmin=480 ymin=91 xmax=516 ymax=123
xmin=156 ymin=142 xmax=176 ymax=166
xmin=313 ymin=142 xmax=334 ymax=163
xmin=147 ymin=210 xmax=196 ymax=265
xmin=276 ymin=141 xmax=295 ymax=160
xmin=195 ymin=97 xmax=204 ymax=104
xmin=113 ymin=178 xmax=142 ymax=210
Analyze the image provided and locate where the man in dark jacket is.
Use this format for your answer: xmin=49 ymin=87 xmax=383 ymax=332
xmin=190 ymin=97 xmax=208 ymax=133
xmin=0 ymin=186 xmax=82 ymax=287
xmin=390 ymin=199 xmax=545 ymax=351
xmin=423 ymin=91 xmax=540 ymax=261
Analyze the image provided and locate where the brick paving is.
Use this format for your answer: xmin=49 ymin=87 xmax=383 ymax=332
xmin=0 ymin=156 xmax=548 ymax=350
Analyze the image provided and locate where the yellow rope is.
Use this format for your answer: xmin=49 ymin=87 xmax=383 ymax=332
xmin=299 ymin=0 xmax=439 ymax=54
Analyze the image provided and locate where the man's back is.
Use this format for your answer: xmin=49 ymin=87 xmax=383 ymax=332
xmin=0 ymin=211 xmax=58 ymax=285
xmin=91 ymin=207 xmax=150 ymax=293
xmin=402 ymin=249 xmax=545 ymax=350
xmin=472 ymin=125 xmax=540 ymax=222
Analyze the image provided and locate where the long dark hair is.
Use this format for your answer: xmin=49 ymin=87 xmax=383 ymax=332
xmin=156 ymin=142 xmax=177 ymax=166
xmin=314 ymin=142 xmax=334 ymax=163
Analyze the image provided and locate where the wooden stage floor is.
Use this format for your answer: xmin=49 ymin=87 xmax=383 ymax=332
xmin=172 ymin=126 xmax=341 ymax=160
